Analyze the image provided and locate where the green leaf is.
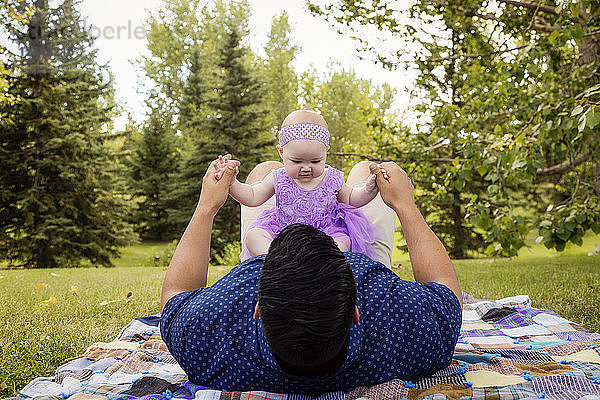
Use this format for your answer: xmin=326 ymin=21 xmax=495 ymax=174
xmin=571 ymin=105 xmax=584 ymax=117
xmin=556 ymin=230 xmax=571 ymax=241
xmin=570 ymin=4 xmax=579 ymax=18
xmin=485 ymin=244 xmax=495 ymax=255
xmin=592 ymin=223 xmax=600 ymax=234
xmin=512 ymin=159 xmax=526 ymax=169
xmin=548 ymin=30 xmax=560 ymax=43
xmin=561 ymin=118 xmax=574 ymax=130
xmin=584 ymin=84 xmax=600 ymax=97
xmin=476 ymin=165 xmax=488 ymax=176
xmin=572 ymin=24 xmax=583 ymax=41
xmin=578 ymin=115 xmax=587 ymax=132
xmin=587 ymin=111 xmax=600 ymax=129
xmin=494 ymin=125 xmax=502 ymax=135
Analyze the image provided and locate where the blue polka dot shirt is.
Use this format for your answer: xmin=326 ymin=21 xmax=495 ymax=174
xmin=160 ymin=252 xmax=461 ymax=394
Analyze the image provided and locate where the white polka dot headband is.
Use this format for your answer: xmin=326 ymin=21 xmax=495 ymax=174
xmin=278 ymin=123 xmax=330 ymax=148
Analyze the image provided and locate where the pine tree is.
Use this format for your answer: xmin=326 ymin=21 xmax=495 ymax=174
xmin=208 ymin=24 xmax=274 ymax=254
xmin=170 ymin=24 xmax=274 ymax=257
xmin=263 ymin=11 xmax=299 ymax=131
xmin=128 ymin=108 xmax=180 ymax=240
xmin=166 ymin=47 xmax=212 ymax=232
xmin=0 ymin=0 xmax=136 ymax=268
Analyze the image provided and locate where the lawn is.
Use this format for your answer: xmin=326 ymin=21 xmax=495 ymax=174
xmin=0 ymin=234 xmax=599 ymax=397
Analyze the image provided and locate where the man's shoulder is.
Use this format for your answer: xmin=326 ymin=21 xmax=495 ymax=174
xmin=344 ymin=252 xmax=459 ymax=307
xmin=344 ymin=253 xmax=461 ymax=381
xmin=344 ymin=252 xmax=396 ymax=281
xmin=161 ymin=256 xmax=264 ymax=326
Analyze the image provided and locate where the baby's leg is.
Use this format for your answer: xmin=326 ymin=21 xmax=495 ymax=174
xmin=334 ymin=234 xmax=351 ymax=252
xmin=245 ymin=228 xmax=274 ymax=257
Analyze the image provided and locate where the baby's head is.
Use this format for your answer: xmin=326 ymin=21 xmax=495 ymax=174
xmin=277 ymin=110 xmax=329 ymax=181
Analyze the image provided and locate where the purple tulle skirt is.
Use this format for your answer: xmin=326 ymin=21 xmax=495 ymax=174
xmin=240 ymin=203 xmax=380 ymax=262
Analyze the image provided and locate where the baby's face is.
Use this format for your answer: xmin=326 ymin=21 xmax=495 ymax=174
xmin=278 ymin=139 xmax=328 ymax=181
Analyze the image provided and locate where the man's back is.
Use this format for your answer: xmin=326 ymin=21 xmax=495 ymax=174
xmin=160 ymin=253 xmax=461 ymax=394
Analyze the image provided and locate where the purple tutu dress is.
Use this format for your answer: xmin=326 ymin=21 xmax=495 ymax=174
xmin=240 ymin=166 xmax=380 ymax=261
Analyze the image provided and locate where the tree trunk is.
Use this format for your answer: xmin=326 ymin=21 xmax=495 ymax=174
xmin=31 ymin=0 xmax=48 ymax=269
xmin=34 ymin=242 xmax=50 ymax=269
xmin=594 ymin=162 xmax=600 ymax=203
xmin=449 ymin=187 xmax=466 ymax=259
xmin=579 ymin=35 xmax=600 ymax=65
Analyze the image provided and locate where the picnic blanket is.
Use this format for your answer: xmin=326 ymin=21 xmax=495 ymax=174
xmin=8 ymin=293 xmax=600 ymax=400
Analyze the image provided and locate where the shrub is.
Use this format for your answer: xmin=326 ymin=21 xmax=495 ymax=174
xmin=214 ymin=241 xmax=242 ymax=266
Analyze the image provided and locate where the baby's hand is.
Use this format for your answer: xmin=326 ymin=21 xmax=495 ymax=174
xmin=212 ymin=154 xmax=228 ymax=180
xmin=365 ymin=173 xmax=378 ymax=193
xmin=212 ymin=154 xmax=240 ymax=184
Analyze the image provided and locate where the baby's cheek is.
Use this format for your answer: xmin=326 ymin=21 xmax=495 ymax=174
xmin=313 ymin=164 xmax=326 ymax=177
xmin=284 ymin=164 xmax=298 ymax=177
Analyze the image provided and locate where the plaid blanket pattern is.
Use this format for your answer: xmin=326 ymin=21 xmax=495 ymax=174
xmin=9 ymin=294 xmax=600 ymax=400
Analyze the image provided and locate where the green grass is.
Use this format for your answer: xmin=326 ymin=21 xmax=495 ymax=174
xmin=0 ymin=260 xmax=232 ymax=397
xmin=113 ymin=241 xmax=174 ymax=268
xmin=1 ymin=234 xmax=599 ymax=397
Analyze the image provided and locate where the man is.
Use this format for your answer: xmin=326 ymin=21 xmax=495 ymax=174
xmin=160 ymin=160 xmax=462 ymax=394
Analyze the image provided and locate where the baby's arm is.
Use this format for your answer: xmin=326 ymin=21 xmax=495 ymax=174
xmin=229 ymin=172 xmax=275 ymax=207
xmin=338 ymin=173 xmax=378 ymax=208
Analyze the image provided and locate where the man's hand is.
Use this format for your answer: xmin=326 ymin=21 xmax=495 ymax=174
xmin=199 ymin=159 xmax=238 ymax=216
xmin=369 ymin=162 xmax=415 ymax=211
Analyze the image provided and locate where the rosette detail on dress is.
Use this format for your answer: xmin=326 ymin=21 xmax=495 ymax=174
xmin=240 ymin=166 xmax=380 ymax=261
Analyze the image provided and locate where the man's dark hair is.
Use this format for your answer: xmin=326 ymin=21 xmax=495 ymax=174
xmin=258 ymin=224 xmax=357 ymax=376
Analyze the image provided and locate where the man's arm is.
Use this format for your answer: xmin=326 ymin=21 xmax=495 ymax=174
xmin=369 ymin=162 xmax=463 ymax=307
xmin=160 ymin=161 xmax=237 ymax=312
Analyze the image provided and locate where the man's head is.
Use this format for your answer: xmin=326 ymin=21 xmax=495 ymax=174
xmin=256 ymin=224 xmax=358 ymax=376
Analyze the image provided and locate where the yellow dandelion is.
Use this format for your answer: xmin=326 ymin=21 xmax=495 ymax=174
xmin=41 ymin=296 xmax=56 ymax=305
xmin=36 ymin=283 xmax=49 ymax=289
xmin=70 ymin=285 xmax=79 ymax=294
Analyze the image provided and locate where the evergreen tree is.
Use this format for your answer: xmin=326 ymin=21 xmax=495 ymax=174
xmin=170 ymin=24 xmax=273 ymax=257
xmin=127 ymin=108 xmax=180 ymax=240
xmin=0 ymin=0 xmax=136 ymax=268
xmin=166 ymin=47 xmax=212 ymax=232
xmin=208 ymin=24 xmax=274 ymax=254
xmin=140 ymin=0 xmax=252 ymax=138
xmin=263 ymin=11 xmax=299 ymax=131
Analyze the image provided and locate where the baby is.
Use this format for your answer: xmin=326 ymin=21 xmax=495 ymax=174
xmin=214 ymin=110 xmax=381 ymax=260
